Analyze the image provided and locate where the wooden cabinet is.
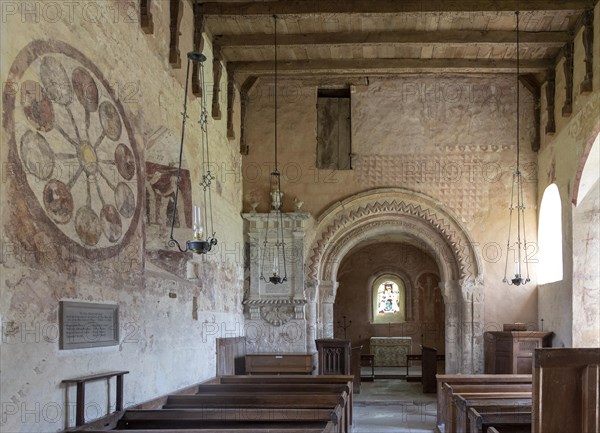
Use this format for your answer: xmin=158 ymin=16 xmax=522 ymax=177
xmin=315 ymin=339 xmax=351 ymax=375
xmin=245 ymin=353 xmax=314 ymax=375
xmin=484 ymin=331 xmax=552 ymax=374
xmin=532 ymin=348 xmax=600 ymax=433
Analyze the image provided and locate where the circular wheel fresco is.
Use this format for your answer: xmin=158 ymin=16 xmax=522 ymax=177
xmin=4 ymin=40 xmax=142 ymax=260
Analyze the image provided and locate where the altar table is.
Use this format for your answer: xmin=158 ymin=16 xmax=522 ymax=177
xmin=370 ymin=337 xmax=412 ymax=367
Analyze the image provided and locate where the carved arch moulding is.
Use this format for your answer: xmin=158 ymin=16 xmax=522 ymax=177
xmin=305 ymin=188 xmax=485 ymax=373
xmin=307 ymin=188 xmax=483 ymax=286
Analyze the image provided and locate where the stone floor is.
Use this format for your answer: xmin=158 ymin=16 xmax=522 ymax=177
xmin=353 ymin=379 xmax=437 ymax=432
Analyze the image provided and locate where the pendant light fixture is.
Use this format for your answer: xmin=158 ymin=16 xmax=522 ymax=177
xmin=168 ymin=51 xmax=218 ymax=255
xmin=503 ymin=10 xmax=530 ymax=286
xmin=260 ymin=15 xmax=287 ymax=285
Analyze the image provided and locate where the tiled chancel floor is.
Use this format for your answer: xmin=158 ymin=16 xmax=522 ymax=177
xmin=353 ymin=380 xmax=437 ymax=433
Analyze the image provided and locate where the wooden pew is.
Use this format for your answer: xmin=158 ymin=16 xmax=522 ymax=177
xmin=454 ymin=397 xmax=531 ymax=433
xmin=532 ymin=347 xmax=599 ymax=433
xmin=193 ymin=383 xmax=350 ymax=430
xmin=117 ymin=407 xmax=341 ymax=426
xmin=217 ymin=375 xmax=354 ymax=426
xmin=163 ymin=394 xmax=349 ymax=433
xmin=65 ymin=375 xmax=350 ymax=433
xmin=98 ymin=427 xmax=335 ymax=433
xmin=193 ymin=383 xmax=349 ymax=395
xmin=442 ymin=383 xmax=532 ymax=433
xmin=468 ymin=408 xmax=531 ymax=433
xmin=436 ymin=374 xmax=531 ymax=432
xmin=163 ymin=394 xmax=346 ymax=409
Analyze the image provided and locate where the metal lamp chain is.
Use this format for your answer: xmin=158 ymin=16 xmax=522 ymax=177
xmin=168 ymin=58 xmax=192 ymax=252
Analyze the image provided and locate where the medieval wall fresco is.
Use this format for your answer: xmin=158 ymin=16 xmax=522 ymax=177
xmin=0 ymin=1 xmax=244 ymax=432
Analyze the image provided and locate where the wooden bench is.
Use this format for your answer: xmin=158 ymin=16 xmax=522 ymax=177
xmin=454 ymin=397 xmax=532 ymax=433
xmin=436 ymin=374 xmax=531 ymax=432
xmin=191 ymin=382 xmax=351 ymax=431
xmin=442 ymin=383 xmax=532 ymax=433
xmin=65 ymin=375 xmax=350 ymax=433
xmin=216 ymin=375 xmax=354 ymax=426
xmin=116 ymin=409 xmax=342 ymax=430
xmin=62 ymin=371 xmax=129 ymax=427
xmin=163 ymin=393 xmax=347 ymax=409
xmin=468 ymin=408 xmax=531 ymax=433
xmin=193 ymin=383 xmax=349 ymax=395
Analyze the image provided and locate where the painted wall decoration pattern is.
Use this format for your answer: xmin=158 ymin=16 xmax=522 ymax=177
xmin=3 ymin=40 xmax=143 ymax=259
xmin=146 ymin=162 xmax=192 ymax=228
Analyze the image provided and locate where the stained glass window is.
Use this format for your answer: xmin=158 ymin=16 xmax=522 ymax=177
xmin=372 ymin=276 xmax=406 ymax=323
xmin=377 ymin=282 xmax=400 ymax=314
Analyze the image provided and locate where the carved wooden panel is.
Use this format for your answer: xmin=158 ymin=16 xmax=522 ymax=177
xmin=316 ymin=339 xmax=351 ymax=375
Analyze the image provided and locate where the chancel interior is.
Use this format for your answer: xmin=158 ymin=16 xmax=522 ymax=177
xmin=1 ymin=1 xmax=599 ymax=432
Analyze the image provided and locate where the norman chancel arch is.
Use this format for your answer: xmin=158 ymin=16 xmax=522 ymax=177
xmin=305 ymin=188 xmax=484 ymax=374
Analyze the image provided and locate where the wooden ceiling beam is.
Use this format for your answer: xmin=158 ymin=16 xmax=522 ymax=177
xmin=230 ymin=58 xmax=554 ymax=75
xmin=215 ymin=30 xmax=570 ymax=49
xmin=198 ymin=0 xmax=593 ymax=15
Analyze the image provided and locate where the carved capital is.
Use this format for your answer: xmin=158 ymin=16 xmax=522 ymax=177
xmin=319 ymin=281 xmax=338 ymax=304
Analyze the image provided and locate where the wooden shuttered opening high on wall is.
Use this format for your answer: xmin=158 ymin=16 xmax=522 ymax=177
xmin=317 ymin=88 xmax=352 ymax=170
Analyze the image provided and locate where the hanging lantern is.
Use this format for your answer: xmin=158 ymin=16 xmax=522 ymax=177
xmin=260 ymin=15 xmax=287 ymax=285
xmin=503 ymin=11 xmax=530 ymax=286
xmin=168 ymin=51 xmax=217 ymax=255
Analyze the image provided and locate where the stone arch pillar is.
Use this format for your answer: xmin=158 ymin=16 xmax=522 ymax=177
xmin=306 ymin=188 xmax=484 ymax=373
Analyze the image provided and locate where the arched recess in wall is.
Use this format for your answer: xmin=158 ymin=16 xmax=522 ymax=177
xmin=305 ymin=188 xmax=484 ymax=374
xmin=538 ymin=184 xmax=563 ymax=284
xmin=571 ymin=132 xmax=600 ymax=347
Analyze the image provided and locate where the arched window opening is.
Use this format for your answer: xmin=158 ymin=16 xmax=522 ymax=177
xmin=372 ymin=276 xmax=406 ymax=324
xmin=538 ymin=184 xmax=563 ymax=284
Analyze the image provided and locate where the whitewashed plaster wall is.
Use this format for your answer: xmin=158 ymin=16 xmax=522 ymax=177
xmin=537 ymin=3 xmax=600 ymax=348
xmin=0 ymin=1 xmax=244 ymax=432
xmin=243 ymin=73 xmax=540 ymax=338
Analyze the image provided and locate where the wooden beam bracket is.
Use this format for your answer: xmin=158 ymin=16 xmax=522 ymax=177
xmin=140 ymin=0 xmax=154 ymax=34
xmin=169 ymin=0 xmax=182 ymax=68
xmin=192 ymin=4 xmax=205 ymax=97
xmin=562 ymin=40 xmax=574 ymax=117
xmin=226 ymin=64 xmax=236 ymax=139
xmin=545 ymin=68 xmax=556 ymax=135
xmin=519 ymin=74 xmax=541 ymax=152
xmin=580 ymin=9 xmax=594 ymax=94
xmin=212 ymin=44 xmax=223 ymax=119
xmin=239 ymin=76 xmax=259 ymax=155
